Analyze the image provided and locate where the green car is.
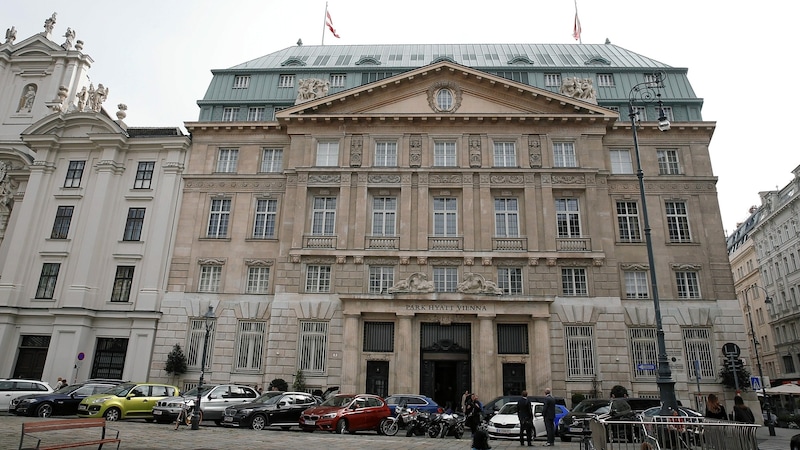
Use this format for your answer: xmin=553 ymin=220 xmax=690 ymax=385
xmin=77 ymin=382 xmax=179 ymax=421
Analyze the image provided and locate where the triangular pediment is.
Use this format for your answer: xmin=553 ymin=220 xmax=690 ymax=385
xmin=4 ymin=33 xmax=71 ymax=57
xmin=278 ymin=61 xmax=616 ymax=122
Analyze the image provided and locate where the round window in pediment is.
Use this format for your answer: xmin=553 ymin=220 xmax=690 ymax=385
xmin=427 ymin=81 xmax=462 ymax=113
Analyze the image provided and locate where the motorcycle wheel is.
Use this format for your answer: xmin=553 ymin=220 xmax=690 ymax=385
xmin=406 ymin=426 xmax=415 ymax=437
xmin=427 ymin=423 xmax=441 ymax=438
xmin=454 ymin=423 xmax=464 ymax=439
xmin=381 ymin=418 xmax=399 ymax=436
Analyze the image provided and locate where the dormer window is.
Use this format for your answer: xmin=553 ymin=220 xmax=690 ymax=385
xmin=233 ymin=75 xmax=250 ymax=89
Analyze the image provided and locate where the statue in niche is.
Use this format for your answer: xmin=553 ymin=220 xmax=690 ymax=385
xmin=295 ymin=78 xmax=330 ymax=104
xmin=469 ymin=136 xmax=481 ymax=168
xmin=350 ymin=135 xmax=362 ymax=167
xmin=388 ymin=272 xmax=435 ymax=293
xmin=17 ymin=85 xmax=37 ymax=113
xmin=456 ymin=273 xmax=503 ymax=295
xmin=5 ymin=26 xmax=16 ymax=44
xmin=61 ymin=27 xmax=75 ymax=50
xmin=528 ymin=137 xmax=541 ymax=168
xmin=43 ymin=12 xmax=56 ymax=37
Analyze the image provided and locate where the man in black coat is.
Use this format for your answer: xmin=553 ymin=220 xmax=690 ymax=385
xmin=517 ymin=390 xmax=533 ymax=446
xmin=543 ymin=388 xmax=556 ymax=446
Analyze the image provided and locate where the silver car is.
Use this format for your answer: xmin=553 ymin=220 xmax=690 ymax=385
xmin=152 ymin=384 xmax=258 ymax=425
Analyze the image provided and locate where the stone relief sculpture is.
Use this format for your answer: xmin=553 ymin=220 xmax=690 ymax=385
xmin=409 ymin=136 xmax=422 ymax=168
xmin=5 ymin=26 xmax=16 ymax=44
xmin=43 ymin=12 xmax=56 ymax=37
xmin=528 ymin=136 xmax=541 ymax=168
xmin=350 ymin=135 xmax=362 ymax=167
xmin=456 ymin=273 xmax=503 ymax=295
xmin=76 ymin=86 xmax=88 ymax=111
xmin=387 ymin=272 xmax=435 ymax=293
xmin=559 ymin=77 xmax=597 ymax=104
xmin=469 ymin=136 xmax=481 ymax=168
xmin=61 ymin=27 xmax=75 ymax=50
xmin=17 ymin=84 xmax=37 ymax=113
xmin=295 ymin=78 xmax=330 ymax=104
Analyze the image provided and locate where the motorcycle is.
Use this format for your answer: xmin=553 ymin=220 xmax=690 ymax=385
xmin=380 ymin=405 xmax=416 ymax=436
xmin=405 ymin=409 xmax=434 ymax=437
xmin=427 ymin=411 xmax=465 ymax=439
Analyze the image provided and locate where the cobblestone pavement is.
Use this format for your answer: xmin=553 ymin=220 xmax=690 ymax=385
xmin=0 ymin=414 xmax=792 ymax=450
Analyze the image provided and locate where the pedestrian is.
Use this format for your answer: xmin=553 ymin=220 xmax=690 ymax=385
xmin=462 ymin=389 xmax=471 ymax=413
xmin=468 ymin=393 xmax=483 ymax=434
xmin=471 ymin=426 xmax=491 ymax=450
xmin=517 ymin=390 xmax=533 ymax=446
xmin=543 ymin=388 xmax=556 ymax=446
xmin=732 ymin=395 xmax=755 ymax=423
xmin=54 ymin=377 xmax=63 ymax=389
xmin=704 ymin=393 xmax=727 ymax=420
xmin=610 ymin=384 xmax=628 ymax=398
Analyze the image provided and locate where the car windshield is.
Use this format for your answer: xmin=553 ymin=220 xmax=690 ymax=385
xmin=498 ymin=402 xmax=519 ymax=415
xmin=105 ymin=383 xmax=136 ymax=396
xmin=180 ymin=385 xmax=216 ymax=397
xmin=251 ymin=392 xmax=282 ymax=403
xmin=321 ymin=395 xmax=355 ymax=407
xmin=56 ymin=384 xmax=82 ymax=394
xmin=573 ymin=401 xmax=612 ymax=414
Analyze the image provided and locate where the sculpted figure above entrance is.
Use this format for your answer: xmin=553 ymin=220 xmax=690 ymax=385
xmin=388 ymin=272 xmax=435 ymax=293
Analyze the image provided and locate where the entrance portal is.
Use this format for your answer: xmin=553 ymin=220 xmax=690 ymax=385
xmin=419 ymin=323 xmax=471 ymax=411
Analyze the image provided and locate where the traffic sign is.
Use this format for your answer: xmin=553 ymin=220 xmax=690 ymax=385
xmin=722 ymin=342 xmax=741 ymax=357
xmin=637 ymin=363 xmax=656 ymax=371
xmin=751 ymin=376 xmax=762 ymax=391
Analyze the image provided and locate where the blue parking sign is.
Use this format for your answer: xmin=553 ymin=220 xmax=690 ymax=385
xmin=751 ymin=376 xmax=762 ymax=391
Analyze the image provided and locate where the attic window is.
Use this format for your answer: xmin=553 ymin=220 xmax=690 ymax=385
xmin=280 ymin=58 xmax=307 ymax=67
xmin=508 ymin=56 xmax=534 ymax=65
xmin=585 ymin=56 xmax=611 ymax=65
xmin=355 ymin=56 xmax=381 ymax=65
xmin=233 ymin=75 xmax=250 ymax=89
xmin=558 ymin=54 xmax=578 ymax=65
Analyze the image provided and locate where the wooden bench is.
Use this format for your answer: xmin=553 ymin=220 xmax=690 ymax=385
xmin=19 ymin=418 xmax=121 ymax=450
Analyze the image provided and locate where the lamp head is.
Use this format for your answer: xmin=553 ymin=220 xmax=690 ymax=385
xmin=765 ymin=296 xmax=773 ymax=304
xmin=658 ymin=118 xmax=671 ymax=132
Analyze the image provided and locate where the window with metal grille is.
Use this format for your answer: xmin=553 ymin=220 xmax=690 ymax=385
xmin=545 ymin=74 xmax=562 ymax=87
xmin=369 ymin=266 xmax=394 ymax=294
xmin=233 ymin=75 xmax=250 ymax=89
xmin=629 ymin=328 xmax=657 ymax=378
xmin=494 ymin=198 xmax=519 ymax=237
xmin=91 ymin=338 xmax=128 ymax=380
xmin=123 ymin=208 xmax=145 ymax=241
xmin=553 ymin=142 xmax=576 ymax=167
xmin=235 ymin=321 xmax=265 ymax=371
xmin=565 ymin=325 xmax=595 ymax=377
xmin=433 ymin=197 xmax=458 ymax=236
xmin=375 ymin=141 xmax=397 ymax=167
xmin=433 ymin=267 xmax=458 ymax=292
xmin=498 ymin=268 xmax=522 ymax=294
xmin=134 ymin=161 xmax=155 ymax=189
xmin=657 ymin=149 xmax=680 ymax=175
xmin=493 ymin=142 xmax=516 ymax=167
xmin=299 ymin=321 xmax=328 ymax=373
xmin=246 ymin=266 xmax=270 ymax=294
xmin=216 ymin=148 xmax=239 ymax=173
xmin=624 ymin=270 xmax=649 ymax=299
xmin=556 ymin=198 xmax=581 ymax=237
xmin=316 ymin=141 xmax=339 ymax=166
xmin=247 ymin=107 xmax=264 ymax=121
xmin=434 ymin=141 xmax=456 ymax=167
xmin=610 ymin=149 xmax=633 ymax=174
xmin=64 ymin=161 xmax=85 ymax=188
xmin=305 ymin=265 xmax=331 ymax=293
xmin=675 ymin=271 xmax=701 ymax=298
xmin=363 ymin=322 xmax=394 ymax=352
xmin=253 ymin=199 xmax=277 ymax=239
xmin=311 ymin=197 xmax=336 ymax=235
xmin=683 ymin=328 xmax=714 ymax=379
xmin=278 ymin=74 xmax=295 ymax=88
xmin=597 ymin=73 xmax=615 ymax=87
xmin=498 ymin=324 xmax=529 ymax=354
xmin=198 ymin=265 xmax=222 ymax=292
xmin=51 ymin=206 xmax=73 ymax=239
xmin=35 ymin=263 xmax=60 ymax=299
xmin=330 ymin=74 xmax=346 ymax=87
xmin=372 ymin=197 xmax=396 ymax=236
xmin=616 ymin=201 xmax=641 ymax=242
xmin=207 ymin=198 xmax=231 ymax=238
xmin=562 ymin=268 xmax=587 ymax=296
xmin=111 ymin=266 xmax=134 ymax=302
xmin=186 ymin=318 xmax=215 ymax=369
xmin=665 ymin=201 xmax=691 ymax=243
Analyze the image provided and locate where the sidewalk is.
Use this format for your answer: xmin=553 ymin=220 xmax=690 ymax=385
xmin=757 ymin=425 xmax=796 ymax=450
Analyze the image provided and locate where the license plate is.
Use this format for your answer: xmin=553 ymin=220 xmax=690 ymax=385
xmin=153 ymin=410 xmax=162 ymax=415
xmin=305 ymin=420 xmax=315 ymax=426
xmin=569 ymin=427 xmax=583 ymax=433
xmin=224 ymin=416 xmax=233 ymax=422
xmin=78 ymin=405 xmax=88 ymax=411
xmin=499 ymin=429 xmax=516 ymax=434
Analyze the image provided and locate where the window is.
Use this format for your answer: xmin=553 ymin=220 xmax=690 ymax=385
xmin=565 ymin=325 xmax=595 ymax=377
xmin=134 ymin=161 xmax=155 ymax=189
xmin=433 ymin=197 xmax=458 ymax=236
xmin=316 ymin=141 xmax=339 ymax=166
xmin=253 ymin=199 xmax=277 ymax=239
xmin=498 ymin=267 xmax=522 ymax=294
xmin=35 ymin=263 xmax=60 ymax=299
xmin=556 ymin=198 xmax=581 ymax=237
xmin=64 ymin=161 xmax=85 ymax=188
xmin=493 ymin=142 xmax=516 ymax=167
xmin=272 ymin=106 xmax=288 ymax=120
xmin=683 ymin=328 xmax=714 ymax=379
xmin=186 ymin=318 xmax=215 ymax=369
xmin=260 ymin=148 xmax=282 ymax=173
xmin=123 ymin=208 xmax=145 ymax=241
xmin=494 ymin=198 xmax=519 ymax=237
xmin=221 ymin=107 xmax=238 ymax=122
xmin=305 ymin=265 xmax=331 ymax=293
xmin=233 ymin=75 xmax=250 ymax=89
xmin=675 ymin=271 xmax=701 ymax=298
xmin=644 ymin=74 xmax=662 ymax=87
xmin=616 ymin=201 xmax=641 ymax=242
xmin=562 ymin=268 xmax=588 ymax=296
xmin=111 ymin=266 xmax=134 ymax=302
xmin=659 ymin=106 xmax=674 ymax=122
xmin=657 ymin=149 xmax=680 ymax=175
xmin=545 ymin=74 xmax=562 ymax=87
xmin=311 ymin=197 xmax=336 ymax=235
xmin=299 ymin=321 xmax=328 ymax=373
xmin=497 ymin=324 xmax=529 ymax=354
xmin=235 ymin=321 xmax=265 ymax=371
xmin=784 ymin=355 xmax=796 ymax=374
xmin=207 ymin=199 xmax=231 ymax=238
xmin=631 ymin=105 xmax=647 ymax=121
xmin=216 ymin=148 xmax=239 ymax=173
xmin=278 ymin=74 xmax=295 ymax=88
xmin=597 ymin=73 xmax=615 ymax=87
xmin=433 ymin=267 xmax=458 ymax=292
xmin=369 ymin=266 xmax=394 ymax=293
xmin=90 ymin=338 xmax=127 ymax=380
xmin=434 ymin=141 xmax=456 ymax=167
xmin=330 ymin=74 xmax=346 ymax=87
xmin=198 ymin=265 xmax=222 ymax=292
xmin=247 ymin=107 xmax=264 ymax=121
xmin=610 ymin=149 xmax=633 ymax=174
xmin=629 ymin=328 xmax=657 ymax=378
xmin=665 ymin=201 xmax=691 ymax=242
xmin=372 ymin=197 xmax=396 ymax=236
xmin=363 ymin=322 xmax=394 ymax=352
xmin=246 ymin=266 xmax=270 ymax=294
xmin=436 ymin=89 xmax=453 ymax=111
xmin=553 ymin=142 xmax=576 ymax=167
xmin=51 ymin=206 xmax=74 ymax=239
xmin=624 ymin=270 xmax=648 ymax=298
xmin=374 ymin=141 xmax=397 ymax=167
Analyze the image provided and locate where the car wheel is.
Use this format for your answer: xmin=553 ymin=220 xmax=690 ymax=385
xmin=103 ymin=407 xmax=121 ymax=422
xmin=336 ymin=419 xmax=348 ymax=434
xmin=36 ymin=403 xmax=53 ymax=418
xmin=251 ymin=414 xmax=268 ymax=430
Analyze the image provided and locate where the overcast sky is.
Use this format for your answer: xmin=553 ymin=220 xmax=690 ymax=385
xmin=7 ymin=0 xmax=797 ymax=234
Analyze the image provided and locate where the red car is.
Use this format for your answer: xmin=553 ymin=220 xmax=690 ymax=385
xmin=299 ymin=393 xmax=390 ymax=434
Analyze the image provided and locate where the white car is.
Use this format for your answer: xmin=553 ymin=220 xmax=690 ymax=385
xmin=487 ymin=401 xmax=548 ymax=440
xmin=0 ymin=379 xmax=54 ymax=411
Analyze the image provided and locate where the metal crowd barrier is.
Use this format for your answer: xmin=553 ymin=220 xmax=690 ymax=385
xmin=587 ymin=417 xmax=760 ymax=450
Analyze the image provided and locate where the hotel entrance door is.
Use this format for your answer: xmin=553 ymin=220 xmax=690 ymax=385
xmin=419 ymin=323 xmax=471 ymax=411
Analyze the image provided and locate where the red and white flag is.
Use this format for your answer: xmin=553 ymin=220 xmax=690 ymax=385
xmin=572 ymin=11 xmax=581 ymax=41
xmin=326 ymin=10 xmax=340 ymax=38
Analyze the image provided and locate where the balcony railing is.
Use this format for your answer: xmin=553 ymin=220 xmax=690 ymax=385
xmin=492 ymin=237 xmax=527 ymax=251
xmin=428 ymin=236 xmax=464 ymax=250
xmin=366 ymin=235 xmax=399 ymax=249
xmin=556 ymin=237 xmax=591 ymax=251
xmin=303 ymin=235 xmax=336 ymax=249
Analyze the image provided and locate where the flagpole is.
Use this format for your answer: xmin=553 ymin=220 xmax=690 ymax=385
xmin=574 ymin=0 xmax=582 ymax=44
xmin=322 ymin=2 xmax=328 ymax=46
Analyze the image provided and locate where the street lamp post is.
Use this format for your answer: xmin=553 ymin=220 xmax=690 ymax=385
xmin=628 ymin=73 xmax=678 ymax=414
xmin=191 ymin=305 xmax=215 ymax=430
xmin=743 ymin=284 xmax=776 ymax=436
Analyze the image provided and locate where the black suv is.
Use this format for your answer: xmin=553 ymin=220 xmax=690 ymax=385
xmin=557 ymin=398 xmax=638 ymax=442
xmin=222 ymin=391 xmax=320 ymax=430
xmin=10 ymin=380 xmax=122 ymax=417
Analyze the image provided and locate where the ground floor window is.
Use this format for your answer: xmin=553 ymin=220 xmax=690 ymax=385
xmin=91 ymin=338 xmax=128 ymax=379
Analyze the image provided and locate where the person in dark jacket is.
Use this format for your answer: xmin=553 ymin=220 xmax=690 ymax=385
xmin=704 ymin=393 xmax=727 ymax=420
xmin=732 ymin=395 xmax=755 ymax=423
xmin=471 ymin=427 xmax=491 ymax=450
xmin=517 ymin=390 xmax=533 ymax=446
xmin=543 ymin=388 xmax=556 ymax=446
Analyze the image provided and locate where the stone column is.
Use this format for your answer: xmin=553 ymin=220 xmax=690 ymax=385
xmin=394 ymin=312 xmax=415 ymax=393
xmin=533 ymin=316 xmax=552 ymax=393
xmin=475 ymin=315 xmax=496 ymax=397
xmin=340 ymin=312 xmax=361 ymax=393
